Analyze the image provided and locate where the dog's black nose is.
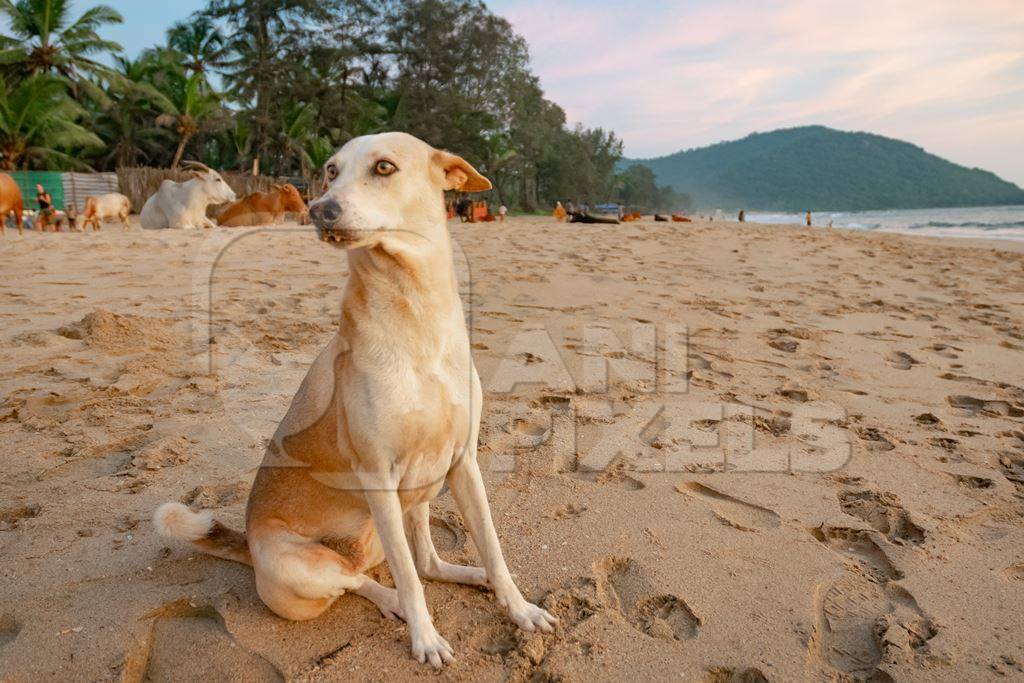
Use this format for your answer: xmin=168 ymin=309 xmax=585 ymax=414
xmin=309 ymin=198 xmax=341 ymax=226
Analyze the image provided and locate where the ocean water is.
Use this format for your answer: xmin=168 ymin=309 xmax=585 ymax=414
xmin=740 ymin=205 xmax=1024 ymax=242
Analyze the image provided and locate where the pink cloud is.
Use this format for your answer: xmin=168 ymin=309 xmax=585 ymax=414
xmin=492 ymin=0 xmax=1024 ymax=184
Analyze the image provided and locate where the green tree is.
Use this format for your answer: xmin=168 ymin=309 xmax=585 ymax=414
xmin=134 ymin=46 xmax=226 ymax=169
xmin=204 ymin=0 xmax=340 ymax=165
xmin=0 ymin=0 xmax=123 ymax=86
xmin=277 ymin=100 xmax=316 ymax=178
xmin=157 ymin=70 xmax=225 ymax=170
xmin=0 ymin=73 xmax=102 ymax=169
xmin=167 ymin=16 xmax=228 ymax=77
xmin=90 ymin=56 xmax=176 ymax=168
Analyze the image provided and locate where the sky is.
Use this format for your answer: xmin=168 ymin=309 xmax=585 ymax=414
xmin=100 ymin=1 xmax=1024 ymax=185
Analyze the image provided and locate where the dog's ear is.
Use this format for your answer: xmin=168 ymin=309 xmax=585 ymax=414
xmin=434 ymin=151 xmax=491 ymax=192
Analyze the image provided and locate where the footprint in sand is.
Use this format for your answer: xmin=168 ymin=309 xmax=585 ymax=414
xmin=806 ymin=526 xmax=935 ymax=680
xmin=999 ymin=453 xmax=1024 ymax=490
xmin=595 ymin=557 xmax=700 ymax=641
xmin=838 ymin=489 xmax=926 ymax=545
xmin=854 ymin=426 xmax=895 ymax=452
xmin=0 ymin=503 xmax=41 ymax=531
xmin=180 ymin=481 xmax=248 ymax=509
xmin=550 ymin=503 xmax=587 ymax=520
xmin=808 ymin=526 xmax=900 ymax=581
xmin=130 ymin=600 xmax=282 ymax=682
xmin=429 ymin=512 xmax=468 ymax=553
xmin=703 ymin=666 xmax=769 ymax=683
xmin=947 ymin=395 xmax=1024 ymax=418
xmin=1001 ymin=564 xmax=1024 ymax=582
xmin=768 ymin=338 xmax=799 ymax=353
xmin=925 ymin=343 xmax=960 ymax=359
xmin=572 ymin=462 xmax=646 ymax=490
xmin=951 ymin=473 xmax=995 ymax=489
xmin=914 ymin=413 xmax=942 ymax=426
xmin=677 ymin=482 xmax=780 ymax=532
xmin=0 ymin=614 xmax=21 ymax=648
xmin=886 ymin=351 xmax=920 ymax=370
xmin=777 ymin=386 xmax=811 ymax=402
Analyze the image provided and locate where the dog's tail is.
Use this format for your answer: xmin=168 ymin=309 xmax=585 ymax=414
xmin=153 ymin=502 xmax=252 ymax=566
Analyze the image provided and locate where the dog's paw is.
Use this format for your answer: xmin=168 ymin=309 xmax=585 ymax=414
xmin=410 ymin=625 xmax=454 ymax=668
xmin=509 ymin=601 xmax=558 ymax=633
xmin=375 ymin=590 xmax=404 ymax=621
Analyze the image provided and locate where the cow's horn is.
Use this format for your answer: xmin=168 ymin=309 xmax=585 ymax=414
xmin=181 ymin=160 xmax=213 ymax=173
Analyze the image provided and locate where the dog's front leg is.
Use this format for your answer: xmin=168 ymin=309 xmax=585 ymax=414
xmin=447 ymin=456 xmax=558 ymax=633
xmin=363 ymin=486 xmax=454 ymax=668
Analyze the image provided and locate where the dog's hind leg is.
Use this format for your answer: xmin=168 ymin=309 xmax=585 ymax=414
xmin=406 ymin=502 xmax=488 ymax=587
xmin=249 ymin=521 xmax=401 ymax=622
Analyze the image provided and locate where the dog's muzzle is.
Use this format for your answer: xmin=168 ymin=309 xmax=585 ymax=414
xmin=309 ymin=198 xmax=359 ymax=245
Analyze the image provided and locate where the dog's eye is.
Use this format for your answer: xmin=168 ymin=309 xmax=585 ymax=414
xmin=374 ymin=160 xmax=397 ymax=176
xmin=325 ymin=164 xmax=338 ymax=181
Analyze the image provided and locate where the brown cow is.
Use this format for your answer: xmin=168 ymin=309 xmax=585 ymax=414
xmin=216 ymin=183 xmax=308 ymax=227
xmin=671 ymin=214 xmax=692 ymax=223
xmin=621 ymin=212 xmax=642 ymax=222
xmin=0 ymin=173 xmax=24 ymax=235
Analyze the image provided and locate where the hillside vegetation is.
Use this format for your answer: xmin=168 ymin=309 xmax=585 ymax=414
xmin=625 ymin=126 xmax=1024 ymax=211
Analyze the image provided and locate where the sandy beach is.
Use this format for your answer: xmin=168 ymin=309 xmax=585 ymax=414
xmin=1 ymin=216 xmax=1023 ymax=682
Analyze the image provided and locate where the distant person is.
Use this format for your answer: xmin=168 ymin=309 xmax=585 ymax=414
xmin=738 ymin=209 xmax=745 ymax=222
xmin=805 ymin=210 xmax=812 ymax=227
xmin=498 ymin=205 xmax=507 ymax=222
xmin=553 ymin=201 xmax=567 ymax=221
xmin=36 ymin=184 xmax=55 ymax=231
xmin=828 ymin=219 xmax=833 ymax=228
xmin=63 ymin=203 xmax=78 ymax=231
xmin=456 ymin=196 xmax=470 ymax=223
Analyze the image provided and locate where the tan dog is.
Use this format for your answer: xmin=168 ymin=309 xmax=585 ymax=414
xmin=154 ymin=132 xmax=556 ymax=668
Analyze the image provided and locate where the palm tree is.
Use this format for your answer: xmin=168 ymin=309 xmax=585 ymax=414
xmin=90 ymin=56 xmax=176 ymax=168
xmin=167 ymin=16 xmax=228 ymax=77
xmin=158 ymin=73 xmax=223 ymax=170
xmin=134 ymin=46 xmax=224 ymax=170
xmin=304 ymin=135 xmax=334 ymax=172
xmin=229 ymin=115 xmax=252 ymax=172
xmin=0 ymin=73 xmax=102 ymax=169
xmin=0 ymin=0 xmax=123 ymax=85
xmin=277 ymin=100 xmax=316 ymax=177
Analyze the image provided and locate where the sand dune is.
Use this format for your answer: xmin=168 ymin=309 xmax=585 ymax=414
xmin=1 ymin=217 xmax=1022 ymax=681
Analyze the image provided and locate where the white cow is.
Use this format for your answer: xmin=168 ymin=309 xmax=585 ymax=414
xmin=139 ymin=162 xmax=237 ymax=229
xmin=81 ymin=192 xmax=131 ymax=231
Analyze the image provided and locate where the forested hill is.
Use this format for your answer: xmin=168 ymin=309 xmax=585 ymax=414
xmin=624 ymin=126 xmax=1024 ymax=211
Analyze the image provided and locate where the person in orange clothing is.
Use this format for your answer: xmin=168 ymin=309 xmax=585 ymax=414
xmin=553 ymin=201 xmax=567 ymax=221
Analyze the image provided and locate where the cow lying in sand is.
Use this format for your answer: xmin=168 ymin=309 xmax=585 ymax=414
xmin=139 ymin=161 xmax=237 ymax=229
xmin=154 ymin=132 xmax=556 ymax=668
xmin=215 ymin=183 xmax=308 ymax=227
xmin=81 ymin=193 xmax=131 ymax=231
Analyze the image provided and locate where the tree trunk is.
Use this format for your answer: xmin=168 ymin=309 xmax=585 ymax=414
xmin=170 ymin=133 xmax=192 ymax=170
xmin=253 ymin=5 xmax=272 ymax=164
